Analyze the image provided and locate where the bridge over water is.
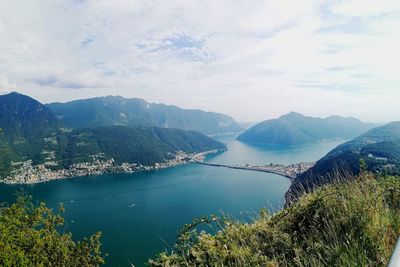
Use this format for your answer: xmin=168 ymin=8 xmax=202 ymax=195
xmin=195 ymin=161 xmax=300 ymax=180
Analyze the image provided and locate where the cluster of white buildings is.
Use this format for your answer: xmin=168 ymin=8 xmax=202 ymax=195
xmin=2 ymin=150 xmax=220 ymax=184
xmin=242 ymin=162 xmax=316 ymax=179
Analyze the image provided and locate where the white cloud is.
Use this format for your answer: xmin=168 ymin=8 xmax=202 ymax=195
xmin=0 ymin=0 xmax=399 ymax=123
xmin=0 ymin=74 xmax=16 ymax=93
xmin=331 ymin=0 xmax=400 ymax=17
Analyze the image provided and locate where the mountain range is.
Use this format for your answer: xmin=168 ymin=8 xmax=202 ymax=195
xmin=46 ymin=96 xmax=242 ymax=135
xmin=237 ymin=112 xmax=375 ymax=145
xmin=286 ymin=121 xmax=400 ymax=203
xmin=2 ymin=91 xmax=398 ymax=191
xmin=0 ymin=92 xmax=225 ymax=179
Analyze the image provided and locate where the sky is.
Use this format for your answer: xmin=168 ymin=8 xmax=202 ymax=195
xmin=0 ymin=0 xmax=399 ymax=123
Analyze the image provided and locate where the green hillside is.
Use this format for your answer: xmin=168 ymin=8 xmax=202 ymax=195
xmin=0 ymin=125 xmax=225 ymax=180
xmin=47 ymin=96 xmax=242 ymax=135
xmin=0 ymin=92 xmax=61 ymax=176
xmin=0 ymin=93 xmax=226 ymax=180
xmin=56 ymin=126 xmax=226 ymax=167
xmin=150 ymin=173 xmax=400 ymax=266
xmin=287 ymin=122 xmax=400 ymax=202
xmin=237 ymin=112 xmax=375 ymax=145
xmin=0 ymin=92 xmax=58 ymax=141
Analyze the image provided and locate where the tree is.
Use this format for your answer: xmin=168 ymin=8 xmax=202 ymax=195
xmin=0 ymin=194 xmax=105 ymax=266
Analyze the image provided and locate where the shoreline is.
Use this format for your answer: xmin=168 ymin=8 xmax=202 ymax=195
xmin=1 ymin=149 xmax=223 ymax=185
xmin=4 ymin=161 xmax=189 ymax=186
xmin=195 ymin=161 xmax=315 ymax=180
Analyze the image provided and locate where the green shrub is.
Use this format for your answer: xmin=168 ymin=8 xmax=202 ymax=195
xmin=0 ymin=195 xmax=105 ymax=266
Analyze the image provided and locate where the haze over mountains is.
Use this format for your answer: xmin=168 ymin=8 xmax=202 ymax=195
xmin=0 ymin=92 xmax=225 ymax=179
xmin=237 ymin=112 xmax=376 ymax=145
xmin=287 ymin=121 xmax=400 ymax=202
xmin=47 ymin=96 xmax=242 ymax=135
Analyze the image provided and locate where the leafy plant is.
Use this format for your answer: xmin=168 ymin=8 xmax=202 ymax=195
xmin=0 ymin=194 xmax=105 ymax=266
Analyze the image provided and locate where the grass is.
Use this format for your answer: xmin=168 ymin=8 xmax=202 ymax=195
xmin=149 ymin=173 xmax=400 ymax=266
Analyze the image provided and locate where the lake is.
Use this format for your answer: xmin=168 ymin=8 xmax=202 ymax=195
xmin=0 ymin=137 xmax=344 ymax=266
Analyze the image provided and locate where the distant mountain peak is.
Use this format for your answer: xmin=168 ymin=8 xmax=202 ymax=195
xmin=0 ymin=91 xmax=44 ymax=107
xmin=2 ymin=91 xmax=30 ymax=99
xmin=325 ymin=115 xmax=361 ymax=122
xmin=0 ymin=91 xmax=58 ymax=141
xmin=102 ymin=95 xmax=126 ymax=100
xmin=237 ymin=112 xmax=375 ymax=145
xmin=46 ymin=95 xmax=242 ymax=135
xmin=280 ymin=111 xmax=306 ymax=119
xmin=6 ymin=91 xmax=20 ymax=95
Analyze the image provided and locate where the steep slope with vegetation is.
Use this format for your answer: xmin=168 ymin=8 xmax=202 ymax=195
xmin=237 ymin=112 xmax=375 ymax=145
xmin=287 ymin=122 xmax=400 ymax=202
xmin=47 ymin=96 xmax=242 ymax=135
xmin=0 ymin=93 xmax=226 ymax=180
xmin=0 ymin=92 xmax=60 ymax=176
xmin=150 ymin=173 xmax=400 ymax=266
xmin=55 ymin=126 xmax=226 ymax=167
xmin=0 ymin=92 xmax=58 ymax=141
xmin=0 ymin=194 xmax=104 ymax=266
xmin=0 ymin=125 xmax=225 ymax=180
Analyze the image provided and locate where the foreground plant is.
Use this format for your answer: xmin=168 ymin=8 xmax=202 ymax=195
xmin=0 ymin=194 xmax=105 ymax=266
xmin=150 ymin=173 xmax=400 ymax=266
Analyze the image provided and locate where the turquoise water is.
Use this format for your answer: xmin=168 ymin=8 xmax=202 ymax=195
xmin=208 ymin=139 xmax=345 ymax=165
xmin=0 ymin=138 xmax=344 ymax=266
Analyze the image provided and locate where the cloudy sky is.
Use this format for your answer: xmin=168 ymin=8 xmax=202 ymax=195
xmin=0 ymin=0 xmax=399 ymax=123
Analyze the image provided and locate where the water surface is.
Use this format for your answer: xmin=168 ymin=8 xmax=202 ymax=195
xmin=0 ymin=138 xmax=343 ymax=266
